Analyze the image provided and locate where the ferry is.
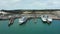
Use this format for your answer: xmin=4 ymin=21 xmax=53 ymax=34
xmin=19 ymin=17 xmax=27 ymax=24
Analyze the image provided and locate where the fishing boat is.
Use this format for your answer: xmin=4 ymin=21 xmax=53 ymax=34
xmin=19 ymin=17 xmax=27 ymax=24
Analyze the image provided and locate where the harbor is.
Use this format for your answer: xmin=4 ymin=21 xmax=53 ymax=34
xmin=0 ymin=9 xmax=60 ymax=25
xmin=0 ymin=14 xmax=59 ymax=24
xmin=1 ymin=0 xmax=60 ymax=34
xmin=0 ymin=9 xmax=60 ymax=34
xmin=0 ymin=18 xmax=60 ymax=34
xmin=0 ymin=9 xmax=60 ymax=20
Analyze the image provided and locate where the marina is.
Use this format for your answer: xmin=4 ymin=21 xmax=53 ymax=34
xmin=0 ymin=0 xmax=60 ymax=34
xmin=0 ymin=14 xmax=59 ymax=23
xmin=0 ymin=9 xmax=60 ymax=34
xmin=0 ymin=10 xmax=60 ymax=25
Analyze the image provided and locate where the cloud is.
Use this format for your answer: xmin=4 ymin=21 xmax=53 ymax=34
xmin=27 ymin=0 xmax=60 ymax=9
xmin=0 ymin=0 xmax=60 ymax=10
xmin=0 ymin=0 xmax=22 ymax=10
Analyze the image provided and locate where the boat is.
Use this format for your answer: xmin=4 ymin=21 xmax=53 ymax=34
xmin=8 ymin=18 xmax=14 ymax=27
xmin=47 ymin=17 xmax=52 ymax=23
xmin=19 ymin=17 xmax=27 ymax=24
xmin=41 ymin=15 xmax=52 ymax=23
xmin=41 ymin=15 xmax=47 ymax=22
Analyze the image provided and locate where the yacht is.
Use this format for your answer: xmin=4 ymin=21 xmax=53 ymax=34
xmin=47 ymin=17 xmax=52 ymax=23
xmin=19 ymin=17 xmax=27 ymax=24
xmin=41 ymin=15 xmax=52 ymax=23
xmin=41 ymin=15 xmax=47 ymax=22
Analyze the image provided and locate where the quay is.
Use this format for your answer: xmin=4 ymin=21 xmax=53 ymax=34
xmin=0 ymin=9 xmax=60 ymax=20
xmin=0 ymin=14 xmax=60 ymax=20
xmin=20 ymin=14 xmax=60 ymax=20
xmin=0 ymin=9 xmax=60 ymax=25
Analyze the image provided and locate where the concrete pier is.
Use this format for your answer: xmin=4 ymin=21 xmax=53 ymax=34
xmin=20 ymin=14 xmax=60 ymax=20
xmin=0 ymin=13 xmax=60 ymax=20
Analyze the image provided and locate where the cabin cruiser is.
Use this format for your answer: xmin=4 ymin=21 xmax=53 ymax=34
xmin=47 ymin=17 xmax=52 ymax=23
xmin=41 ymin=15 xmax=52 ymax=23
xmin=19 ymin=17 xmax=27 ymax=24
xmin=41 ymin=15 xmax=46 ymax=22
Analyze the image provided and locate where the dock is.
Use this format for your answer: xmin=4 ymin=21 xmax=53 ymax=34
xmin=0 ymin=14 xmax=60 ymax=20
xmin=0 ymin=11 xmax=60 ymax=21
xmin=48 ymin=15 xmax=60 ymax=20
xmin=20 ymin=14 xmax=60 ymax=20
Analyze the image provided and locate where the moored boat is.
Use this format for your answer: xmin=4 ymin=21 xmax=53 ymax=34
xmin=41 ymin=15 xmax=52 ymax=23
xmin=41 ymin=15 xmax=47 ymax=22
xmin=19 ymin=17 xmax=27 ymax=25
xmin=47 ymin=17 xmax=52 ymax=23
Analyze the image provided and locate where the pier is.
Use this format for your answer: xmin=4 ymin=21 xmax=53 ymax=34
xmin=0 ymin=13 xmax=60 ymax=20
xmin=0 ymin=10 xmax=60 ymax=26
xmin=20 ymin=14 xmax=60 ymax=20
xmin=0 ymin=10 xmax=60 ymax=20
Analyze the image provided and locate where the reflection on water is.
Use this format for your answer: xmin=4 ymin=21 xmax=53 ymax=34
xmin=42 ymin=21 xmax=52 ymax=25
xmin=19 ymin=22 xmax=27 ymax=25
xmin=8 ymin=23 xmax=13 ymax=27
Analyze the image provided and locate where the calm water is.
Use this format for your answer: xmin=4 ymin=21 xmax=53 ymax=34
xmin=0 ymin=19 xmax=60 ymax=34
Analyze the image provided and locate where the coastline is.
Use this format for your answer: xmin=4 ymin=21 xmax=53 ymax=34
xmin=0 ymin=10 xmax=60 ymax=20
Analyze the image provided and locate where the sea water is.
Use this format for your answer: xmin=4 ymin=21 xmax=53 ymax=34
xmin=0 ymin=19 xmax=60 ymax=34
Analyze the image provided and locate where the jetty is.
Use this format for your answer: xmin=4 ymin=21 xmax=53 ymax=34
xmin=20 ymin=14 xmax=60 ymax=20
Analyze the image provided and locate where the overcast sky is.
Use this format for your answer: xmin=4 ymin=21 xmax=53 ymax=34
xmin=0 ymin=0 xmax=60 ymax=10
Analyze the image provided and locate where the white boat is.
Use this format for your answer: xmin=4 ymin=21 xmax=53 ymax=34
xmin=41 ymin=15 xmax=47 ymax=22
xmin=41 ymin=15 xmax=52 ymax=22
xmin=47 ymin=17 xmax=52 ymax=22
xmin=19 ymin=17 xmax=27 ymax=24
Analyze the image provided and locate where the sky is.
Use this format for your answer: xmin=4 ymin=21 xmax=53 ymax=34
xmin=0 ymin=0 xmax=60 ymax=10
